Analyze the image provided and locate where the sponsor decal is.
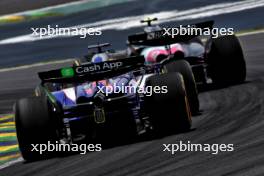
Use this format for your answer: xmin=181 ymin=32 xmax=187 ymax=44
xmin=61 ymin=67 xmax=74 ymax=77
xmin=75 ymin=62 xmax=123 ymax=74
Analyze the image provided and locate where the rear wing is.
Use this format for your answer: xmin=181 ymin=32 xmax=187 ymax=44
xmin=38 ymin=56 xmax=145 ymax=83
xmin=87 ymin=43 xmax=110 ymax=53
xmin=128 ymin=20 xmax=214 ymax=46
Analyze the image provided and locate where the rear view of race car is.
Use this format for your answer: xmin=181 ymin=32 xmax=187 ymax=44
xmin=74 ymin=43 xmax=199 ymax=114
xmin=14 ymin=54 xmax=192 ymax=161
xmin=127 ymin=18 xmax=246 ymax=86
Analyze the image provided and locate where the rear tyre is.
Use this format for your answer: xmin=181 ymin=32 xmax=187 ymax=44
xmin=207 ymin=35 xmax=246 ymax=85
xmin=145 ymin=72 xmax=192 ymax=135
xmin=15 ymin=97 xmax=58 ymax=161
xmin=164 ymin=60 xmax=199 ymax=114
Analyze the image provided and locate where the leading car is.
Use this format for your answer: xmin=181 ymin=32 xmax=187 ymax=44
xmin=127 ymin=18 xmax=246 ymax=87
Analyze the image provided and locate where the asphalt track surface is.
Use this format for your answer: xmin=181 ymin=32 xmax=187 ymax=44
xmin=1 ymin=0 xmax=264 ymax=175
xmin=0 ymin=32 xmax=263 ymax=176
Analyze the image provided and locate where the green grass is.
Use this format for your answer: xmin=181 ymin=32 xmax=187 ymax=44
xmin=0 ymin=136 xmax=17 ymax=142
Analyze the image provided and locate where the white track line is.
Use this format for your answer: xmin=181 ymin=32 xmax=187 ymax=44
xmin=236 ymin=29 xmax=264 ymax=36
xmin=0 ymin=0 xmax=136 ymax=19
xmin=0 ymin=58 xmax=75 ymax=73
xmin=0 ymin=30 xmax=263 ymax=73
xmin=1 ymin=0 xmax=264 ymax=45
xmin=0 ymin=157 xmax=23 ymax=170
xmin=0 ymin=0 xmax=90 ymax=18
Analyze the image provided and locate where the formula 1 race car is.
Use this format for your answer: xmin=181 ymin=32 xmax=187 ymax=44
xmin=75 ymin=43 xmax=199 ymax=114
xmin=127 ymin=18 xmax=246 ymax=87
xmin=14 ymin=49 xmax=192 ymax=161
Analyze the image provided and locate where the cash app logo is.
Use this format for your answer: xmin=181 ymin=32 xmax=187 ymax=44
xmin=61 ymin=67 xmax=74 ymax=77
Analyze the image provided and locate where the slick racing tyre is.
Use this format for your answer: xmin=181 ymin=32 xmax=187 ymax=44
xmin=15 ymin=97 xmax=58 ymax=161
xmin=207 ymin=35 xmax=246 ymax=85
xmin=145 ymin=72 xmax=192 ymax=135
xmin=164 ymin=60 xmax=199 ymax=114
